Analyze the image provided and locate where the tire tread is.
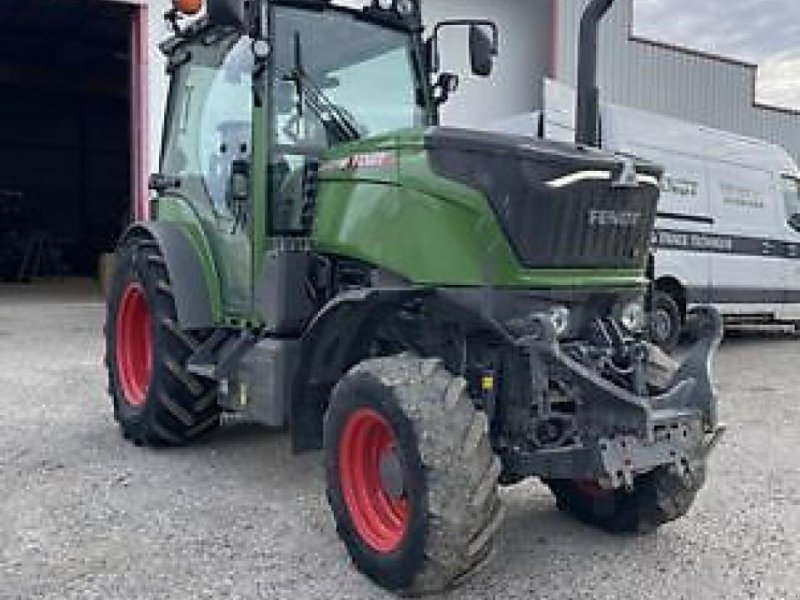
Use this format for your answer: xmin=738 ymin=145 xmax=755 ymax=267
xmin=547 ymin=464 xmax=706 ymax=534
xmin=106 ymin=238 xmax=220 ymax=446
xmin=325 ymin=355 xmax=502 ymax=595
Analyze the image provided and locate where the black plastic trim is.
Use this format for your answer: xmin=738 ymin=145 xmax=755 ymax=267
xmin=654 ymin=228 xmax=800 ymax=260
xmin=686 ymin=286 xmax=800 ymax=305
xmin=657 ymin=212 xmax=715 ymax=225
xmin=119 ymin=223 xmax=216 ymax=330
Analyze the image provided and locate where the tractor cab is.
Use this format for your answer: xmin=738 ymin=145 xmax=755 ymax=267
xmin=155 ymin=0 xmax=494 ymax=320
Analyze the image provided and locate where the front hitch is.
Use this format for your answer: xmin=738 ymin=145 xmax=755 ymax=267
xmin=506 ymin=306 xmax=725 ymax=488
xmin=665 ymin=306 xmax=725 ymax=429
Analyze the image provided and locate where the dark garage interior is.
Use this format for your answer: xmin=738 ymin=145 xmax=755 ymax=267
xmin=0 ymin=0 xmax=132 ymax=285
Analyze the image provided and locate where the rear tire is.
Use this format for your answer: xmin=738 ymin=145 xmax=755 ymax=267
xmin=324 ymin=355 xmax=503 ymax=595
xmin=546 ymin=464 xmax=706 ymax=534
xmin=650 ymin=291 xmax=682 ymax=353
xmin=105 ymin=238 xmax=221 ymax=446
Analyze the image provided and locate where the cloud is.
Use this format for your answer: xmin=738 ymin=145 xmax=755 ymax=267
xmin=633 ymin=0 xmax=800 ymax=109
xmin=757 ymin=52 xmax=800 ymax=111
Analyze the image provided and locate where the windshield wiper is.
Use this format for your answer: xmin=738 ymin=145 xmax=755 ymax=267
xmin=285 ymin=32 xmax=361 ymax=143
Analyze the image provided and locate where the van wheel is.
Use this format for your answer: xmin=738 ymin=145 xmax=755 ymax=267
xmin=650 ymin=291 xmax=682 ymax=353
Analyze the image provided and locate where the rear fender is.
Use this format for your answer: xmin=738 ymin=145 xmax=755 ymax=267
xmin=118 ymin=222 xmax=221 ymax=330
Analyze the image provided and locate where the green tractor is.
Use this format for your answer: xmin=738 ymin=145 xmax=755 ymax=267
xmin=105 ymin=0 xmax=724 ymax=593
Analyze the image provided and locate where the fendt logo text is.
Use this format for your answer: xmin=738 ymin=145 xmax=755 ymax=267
xmin=588 ymin=210 xmax=642 ymax=227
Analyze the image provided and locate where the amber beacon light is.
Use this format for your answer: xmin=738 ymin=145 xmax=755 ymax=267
xmin=173 ymin=0 xmax=203 ymax=16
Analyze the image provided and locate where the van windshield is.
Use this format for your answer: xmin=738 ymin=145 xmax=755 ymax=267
xmin=782 ymin=176 xmax=800 ymax=231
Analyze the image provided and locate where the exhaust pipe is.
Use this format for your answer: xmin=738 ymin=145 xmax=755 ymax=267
xmin=575 ymin=0 xmax=615 ymax=147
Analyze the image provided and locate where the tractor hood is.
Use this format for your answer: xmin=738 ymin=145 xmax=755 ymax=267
xmin=424 ymin=127 xmax=662 ymax=270
xmin=315 ymin=126 xmax=661 ymax=279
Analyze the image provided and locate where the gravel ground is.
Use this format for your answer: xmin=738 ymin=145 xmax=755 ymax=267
xmin=1 ymin=286 xmax=798 ymax=600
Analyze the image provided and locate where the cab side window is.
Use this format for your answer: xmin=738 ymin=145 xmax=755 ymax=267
xmin=199 ymin=39 xmax=254 ymax=218
xmin=161 ymin=35 xmax=253 ymax=220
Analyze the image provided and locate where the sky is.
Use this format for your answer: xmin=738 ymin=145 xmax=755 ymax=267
xmin=633 ymin=0 xmax=800 ymax=111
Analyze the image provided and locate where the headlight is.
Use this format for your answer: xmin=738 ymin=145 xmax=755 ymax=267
xmin=620 ymin=300 xmax=646 ymax=333
xmin=549 ymin=306 xmax=571 ymax=338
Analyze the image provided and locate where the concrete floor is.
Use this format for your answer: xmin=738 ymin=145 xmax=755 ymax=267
xmin=0 ymin=293 xmax=798 ymax=599
xmin=0 ymin=278 xmax=102 ymax=302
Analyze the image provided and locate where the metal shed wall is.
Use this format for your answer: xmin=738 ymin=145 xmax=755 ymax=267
xmin=555 ymin=0 xmax=800 ymax=163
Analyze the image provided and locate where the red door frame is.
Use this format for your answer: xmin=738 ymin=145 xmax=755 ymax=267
xmin=130 ymin=2 xmax=150 ymax=221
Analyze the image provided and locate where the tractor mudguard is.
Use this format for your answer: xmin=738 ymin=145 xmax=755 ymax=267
xmin=290 ymin=287 xmax=431 ymax=452
xmin=118 ymin=222 xmax=218 ymax=331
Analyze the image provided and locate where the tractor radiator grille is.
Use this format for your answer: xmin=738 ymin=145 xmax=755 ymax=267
xmin=496 ymin=184 xmax=658 ymax=269
xmin=427 ymin=128 xmax=660 ymax=270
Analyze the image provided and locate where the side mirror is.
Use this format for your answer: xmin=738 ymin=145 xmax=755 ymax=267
xmin=469 ymin=24 xmax=497 ymax=77
xmin=428 ymin=19 xmax=499 ymax=78
xmin=207 ymin=0 xmax=248 ymax=29
xmin=789 ymin=213 xmax=800 ymax=232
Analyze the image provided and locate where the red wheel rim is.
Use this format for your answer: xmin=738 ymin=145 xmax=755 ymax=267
xmin=115 ymin=283 xmax=153 ymax=408
xmin=339 ymin=408 xmax=410 ymax=554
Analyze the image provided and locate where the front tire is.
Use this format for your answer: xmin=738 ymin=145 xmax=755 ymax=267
xmin=105 ymin=238 xmax=221 ymax=446
xmin=546 ymin=464 xmax=706 ymax=534
xmin=324 ymin=356 xmax=503 ymax=595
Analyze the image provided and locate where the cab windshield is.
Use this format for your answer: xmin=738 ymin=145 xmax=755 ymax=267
xmin=269 ymin=6 xmax=426 ymax=234
xmin=272 ymin=6 xmax=425 ymax=144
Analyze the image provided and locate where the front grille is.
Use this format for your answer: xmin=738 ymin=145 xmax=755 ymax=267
xmin=500 ymin=183 xmax=658 ymax=269
xmin=427 ymin=128 xmax=660 ymax=270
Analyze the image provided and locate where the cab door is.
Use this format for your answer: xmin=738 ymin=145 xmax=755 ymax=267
xmin=159 ymin=34 xmax=258 ymax=319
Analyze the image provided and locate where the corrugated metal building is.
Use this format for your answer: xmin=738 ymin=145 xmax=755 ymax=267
xmin=555 ymin=0 xmax=800 ymax=163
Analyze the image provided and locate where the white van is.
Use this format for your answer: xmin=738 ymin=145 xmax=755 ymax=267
xmin=603 ymin=104 xmax=800 ymax=348
xmin=491 ymin=82 xmax=800 ymax=349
